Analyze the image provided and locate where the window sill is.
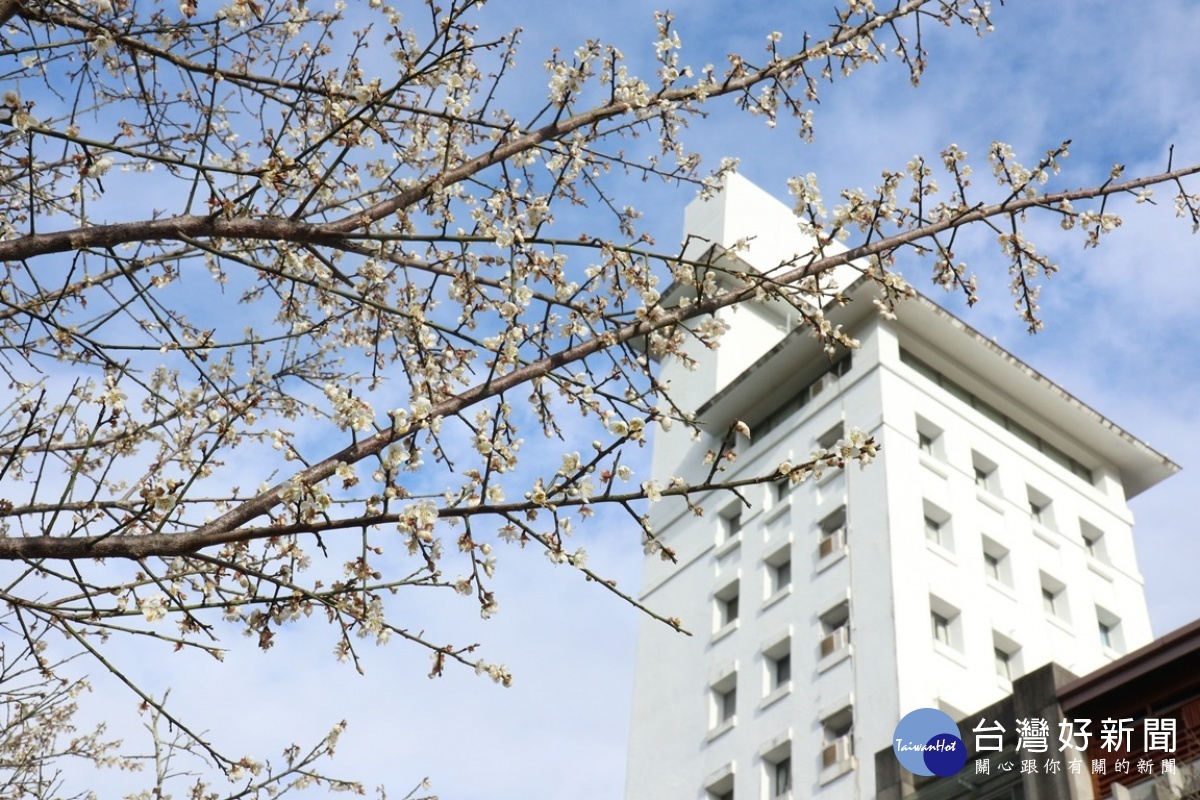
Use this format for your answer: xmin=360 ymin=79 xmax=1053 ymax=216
xmin=712 ymin=620 xmax=739 ymax=644
xmin=818 ymin=644 xmax=852 ymax=674
xmin=816 ymin=544 xmax=848 ymax=574
xmin=985 ymin=577 xmax=1017 ymax=602
xmin=715 ymin=533 xmax=742 ymax=559
xmin=919 ymin=454 xmax=949 ymax=479
xmin=707 ymin=717 xmax=735 ymax=743
xmin=976 ymin=490 xmax=1005 ymax=513
xmin=761 ymin=682 xmax=792 ymax=711
xmin=1087 ymin=557 xmax=1114 ymax=582
xmin=763 ymin=584 xmax=792 ymax=611
xmin=926 ymin=541 xmax=957 ymax=566
xmin=764 ymin=501 xmax=790 ymax=525
xmin=1045 ymin=613 xmax=1075 ymax=636
xmin=933 ymin=639 xmax=968 ymax=668
xmin=820 ymin=756 xmax=855 ymax=786
xmin=1032 ymin=523 xmax=1061 ymax=548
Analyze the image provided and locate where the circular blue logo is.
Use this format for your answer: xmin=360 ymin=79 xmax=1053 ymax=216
xmin=893 ymin=708 xmax=968 ymax=777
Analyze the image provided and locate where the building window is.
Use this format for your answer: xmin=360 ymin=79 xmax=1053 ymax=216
xmin=760 ymin=737 xmax=793 ymax=798
xmin=1096 ymin=607 xmax=1123 ymax=652
xmin=711 ymin=672 xmax=737 ymax=729
xmin=773 ymin=653 xmax=791 ymax=687
xmin=765 ymin=546 xmax=791 ymax=598
xmin=1027 ymin=486 xmax=1054 ymax=529
xmin=772 ymin=757 xmax=792 ymax=797
xmin=929 ymin=596 xmax=962 ymax=651
xmin=932 ymin=612 xmax=951 ymax=645
xmin=1041 ymin=574 xmax=1069 ymax=623
xmin=994 ymin=648 xmax=1012 ymax=681
xmin=819 ymin=601 xmax=851 ymax=659
xmin=923 ymin=501 xmax=952 ymax=552
xmin=708 ymin=786 xmax=733 ymax=800
xmin=1080 ymin=519 xmax=1107 ymax=562
xmin=763 ymin=636 xmax=792 ymax=698
xmin=924 ymin=516 xmax=943 ymax=546
xmin=1042 ymin=588 xmax=1058 ymax=615
xmin=993 ymin=632 xmax=1021 ymax=682
xmin=915 ymin=416 xmax=942 ymax=459
xmin=719 ymin=685 xmax=736 ymax=723
xmin=818 ymin=507 xmax=847 ymax=560
xmin=705 ymin=769 xmax=734 ymax=800
xmin=972 ymin=451 xmax=998 ymax=493
xmin=721 ymin=510 xmax=742 ymax=543
xmin=981 ymin=536 xmax=1010 ymax=586
xmin=898 ymin=349 xmax=1096 ymax=485
xmin=822 ymin=708 xmax=854 ymax=770
xmin=716 ymin=582 xmax=740 ymax=630
xmin=817 ymin=423 xmax=844 ymax=452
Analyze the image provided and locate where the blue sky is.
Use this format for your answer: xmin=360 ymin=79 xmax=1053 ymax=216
xmin=26 ymin=2 xmax=1200 ymax=799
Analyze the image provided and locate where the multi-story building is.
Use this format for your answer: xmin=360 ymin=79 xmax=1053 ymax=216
xmin=624 ymin=176 xmax=1178 ymax=800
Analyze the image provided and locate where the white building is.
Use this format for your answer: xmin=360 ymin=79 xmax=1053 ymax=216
xmin=624 ymin=176 xmax=1178 ymax=800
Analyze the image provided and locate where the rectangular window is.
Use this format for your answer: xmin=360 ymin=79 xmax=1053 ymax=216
xmin=773 ymin=559 xmax=791 ymax=593
xmin=773 ymin=757 xmax=792 ymax=797
xmin=1040 ymin=575 xmax=1070 ymax=623
xmin=972 ymin=451 xmax=998 ymax=493
xmin=818 ymin=507 xmax=847 ymax=559
xmin=1042 ymin=587 xmax=1057 ymax=616
xmin=924 ymin=516 xmax=942 ymax=546
xmin=993 ymin=633 xmax=1021 ymax=682
xmin=710 ymin=672 xmax=738 ymax=729
xmin=822 ymin=709 xmax=854 ymax=769
xmin=763 ymin=637 xmax=792 ymax=696
xmin=923 ymin=502 xmax=952 ymax=552
xmin=981 ymin=537 xmax=1010 ymax=586
xmin=774 ymin=653 xmax=791 ymax=687
xmin=1081 ymin=519 xmax=1107 ymax=562
xmin=820 ymin=601 xmax=851 ymax=659
xmin=932 ymin=612 xmax=951 ymax=646
xmin=915 ymin=416 xmax=942 ymax=459
xmin=1096 ymin=607 xmax=1123 ymax=652
xmin=995 ymin=648 xmax=1012 ymax=681
xmin=817 ymin=423 xmax=844 ymax=451
xmin=722 ymin=594 xmax=739 ymax=626
xmin=720 ymin=686 xmax=736 ymax=722
xmin=766 ymin=546 xmax=791 ymax=598
xmin=930 ymin=596 xmax=962 ymax=651
xmin=723 ymin=511 xmax=742 ymax=541
xmin=715 ymin=581 xmax=739 ymax=631
xmin=1027 ymin=486 xmax=1054 ymax=529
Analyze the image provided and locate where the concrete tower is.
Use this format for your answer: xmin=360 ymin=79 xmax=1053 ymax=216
xmin=624 ymin=176 xmax=1177 ymax=800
